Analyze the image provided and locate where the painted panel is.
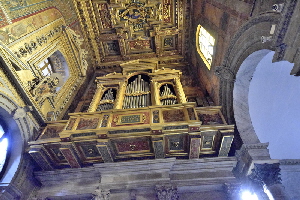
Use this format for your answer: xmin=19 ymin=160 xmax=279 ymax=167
xmin=111 ymin=112 xmax=150 ymax=127
xmin=163 ymin=109 xmax=185 ymax=122
xmin=76 ymin=118 xmax=99 ymax=130
xmin=218 ymin=135 xmax=234 ymax=157
xmin=60 ymin=148 xmax=81 ymax=168
xmin=153 ymin=140 xmax=165 ymax=159
xmin=2 ymin=0 xmax=53 ymax=20
xmin=166 ymin=134 xmax=187 ymax=152
xmin=198 ymin=113 xmax=223 ymax=125
xmin=189 ymin=138 xmax=201 ymax=159
xmin=40 ymin=125 xmax=64 ymax=139
xmin=152 ymin=110 xmax=160 ymax=123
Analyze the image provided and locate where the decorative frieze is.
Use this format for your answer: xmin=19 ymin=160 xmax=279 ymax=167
xmin=14 ymin=26 xmax=62 ymax=58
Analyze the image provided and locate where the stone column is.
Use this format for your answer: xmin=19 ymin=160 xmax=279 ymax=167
xmin=248 ymin=163 xmax=290 ymax=200
xmin=234 ymin=143 xmax=271 ymax=178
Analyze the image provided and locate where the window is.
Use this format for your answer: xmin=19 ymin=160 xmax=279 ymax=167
xmin=0 ymin=124 xmax=8 ymax=175
xmin=39 ymin=58 xmax=54 ymax=77
xmin=196 ymin=25 xmax=215 ymax=70
xmin=36 ymin=51 xmax=70 ymax=92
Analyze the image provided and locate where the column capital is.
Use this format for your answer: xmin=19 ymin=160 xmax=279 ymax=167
xmin=155 ymin=185 xmax=178 ymax=200
xmin=248 ymin=163 xmax=281 ymax=187
xmin=93 ymin=188 xmax=110 ymax=200
xmin=215 ymin=66 xmax=235 ymax=82
xmin=234 ymin=143 xmax=271 ymax=178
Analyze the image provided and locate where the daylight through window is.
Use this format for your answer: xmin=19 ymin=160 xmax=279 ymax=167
xmin=196 ymin=25 xmax=215 ymax=70
xmin=0 ymin=124 xmax=8 ymax=174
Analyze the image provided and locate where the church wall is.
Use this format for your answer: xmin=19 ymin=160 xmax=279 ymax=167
xmin=280 ymin=161 xmax=300 ymax=200
xmin=189 ymin=0 xmax=253 ymax=104
xmin=0 ymin=62 xmax=41 ymax=199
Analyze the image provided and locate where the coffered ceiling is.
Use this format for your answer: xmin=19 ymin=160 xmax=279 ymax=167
xmin=74 ymin=0 xmax=189 ymax=67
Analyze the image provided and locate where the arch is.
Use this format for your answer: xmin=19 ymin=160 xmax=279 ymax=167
xmin=0 ymin=91 xmax=39 ymax=199
xmin=248 ymin=51 xmax=300 ymax=159
xmin=0 ymin=101 xmax=23 ymax=184
xmin=219 ymin=13 xmax=281 ymax=126
xmin=233 ymin=49 xmax=271 ymax=144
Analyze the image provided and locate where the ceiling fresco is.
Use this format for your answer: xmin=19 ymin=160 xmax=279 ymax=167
xmin=74 ymin=0 xmax=188 ymax=67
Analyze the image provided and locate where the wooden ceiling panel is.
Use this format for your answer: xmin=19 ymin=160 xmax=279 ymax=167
xmin=74 ymin=0 xmax=186 ymax=67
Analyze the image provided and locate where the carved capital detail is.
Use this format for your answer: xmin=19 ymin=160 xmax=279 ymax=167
xmin=93 ymin=188 xmax=110 ymax=200
xmin=215 ymin=66 xmax=235 ymax=81
xmin=248 ymin=163 xmax=281 ymax=187
xmin=234 ymin=143 xmax=271 ymax=178
xmin=155 ymin=185 xmax=178 ymax=200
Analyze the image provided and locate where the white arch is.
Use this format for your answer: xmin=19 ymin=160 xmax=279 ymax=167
xmin=0 ymin=99 xmax=23 ymax=184
xmin=233 ymin=49 xmax=272 ymax=144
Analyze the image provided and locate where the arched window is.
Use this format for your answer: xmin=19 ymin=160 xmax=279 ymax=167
xmin=0 ymin=123 xmax=9 ymax=177
xmin=196 ymin=25 xmax=215 ymax=70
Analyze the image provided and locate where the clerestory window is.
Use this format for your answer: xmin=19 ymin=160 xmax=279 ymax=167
xmin=196 ymin=25 xmax=215 ymax=70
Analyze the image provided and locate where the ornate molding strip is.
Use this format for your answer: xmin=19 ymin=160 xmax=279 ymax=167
xmin=273 ymin=0 xmax=298 ymax=62
xmin=14 ymin=26 xmax=62 ymax=58
xmin=280 ymin=159 xmax=300 ymax=165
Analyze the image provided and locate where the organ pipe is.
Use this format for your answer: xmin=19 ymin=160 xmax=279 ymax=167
xmin=97 ymin=88 xmax=115 ymax=111
xmin=122 ymin=75 xmax=151 ymax=109
xmin=160 ymin=84 xmax=177 ymax=106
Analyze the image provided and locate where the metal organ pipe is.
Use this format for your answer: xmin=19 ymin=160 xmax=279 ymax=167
xmin=122 ymin=75 xmax=151 ymax=109
xmin=160 ymin=84 xmax=177 ymax=106
xmin=97 ymin=88 xmax=115 ymax=111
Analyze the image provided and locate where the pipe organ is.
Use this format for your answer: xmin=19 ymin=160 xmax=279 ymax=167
xmin=88 ymin=60 xmax=188 ymax=112
xmin=29 ymin=59 xmax=235 ymax=171
xmin=160 ymin=84 xmax=177 ymax=105
xmin=96 ymin=88 xmax=116 ymax=111
xmin=123 ymin=75 xmax=151 ymax=109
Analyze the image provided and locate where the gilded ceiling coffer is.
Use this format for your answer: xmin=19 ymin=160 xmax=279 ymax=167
xmin=74 ymin=0 xmax=184 ymax=65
